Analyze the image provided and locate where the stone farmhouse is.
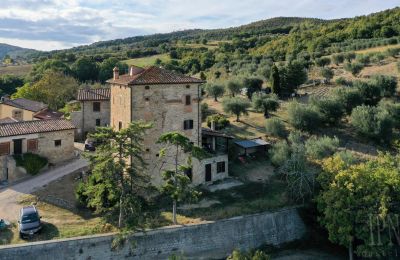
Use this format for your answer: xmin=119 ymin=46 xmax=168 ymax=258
xmin=106 ymin=65 xmax=231 ymax=186
xmin=0 ymin=96 xmax=63 ymax=121
xmin=70 ymin=88 xmax=111 ymax=140
xmin=0 ymin=119 xmax=76 ymax=183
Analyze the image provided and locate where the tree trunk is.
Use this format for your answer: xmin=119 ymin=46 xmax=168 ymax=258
xmin=214 ymin=96 xmax=218 ymax=102
xmin=349 ymin=240 xmax=353 ymax=260
xmin=236 ymin=114 xmax=240 ymax=122
xmin=118 ymin=194 xmax=123 ymax=228
xmin=173 ymin=200 xmax=177 ymax=225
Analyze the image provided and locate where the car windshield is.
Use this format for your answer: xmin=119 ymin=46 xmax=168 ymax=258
xmin=21 ymin=212 xmax=39 ymax=224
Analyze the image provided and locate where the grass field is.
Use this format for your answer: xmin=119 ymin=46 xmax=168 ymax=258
xmin=355 ymin=43 xmax=400 ymax=54
xmin=0 ymin=64 xmax=32 ymax=76
xmin=124 ymin=53 xmax=170 ymax=67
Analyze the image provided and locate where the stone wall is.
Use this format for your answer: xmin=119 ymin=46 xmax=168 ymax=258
xmin=71 ymin=100 xmax=110 ymax=140
xmin=37 ymin=129 xmax=75 ymax=164
xmin=0 ymin=208 xmax=306 ymax=260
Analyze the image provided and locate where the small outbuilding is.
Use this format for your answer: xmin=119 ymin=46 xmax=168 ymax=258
xmin=234 ymin=138 xmax=270 ymax=156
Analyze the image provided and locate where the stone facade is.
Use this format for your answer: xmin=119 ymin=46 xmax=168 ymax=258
xmin=0 ymin=129 xmax=75 ymax=183
xmin=0 ymin=208 xmax=306 ymax=260
xmin=109 ymin=81 xmax=224 ymax=186
xmin=71 ymin=100 xmax=110 ymax=140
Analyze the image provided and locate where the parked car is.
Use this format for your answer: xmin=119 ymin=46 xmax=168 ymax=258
xmin=18 ymin=206 xmax=42 ymax=238
xmin=84 ymin=139 xmax=96 ymax=152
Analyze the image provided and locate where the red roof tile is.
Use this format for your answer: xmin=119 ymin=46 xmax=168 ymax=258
xmin=0 ymin=119 xmax=75 ymax=137
xmin=107 ymin=66 xmax=204 ymax=85
xmin=34 ymin=108 xmax=64 ymax=120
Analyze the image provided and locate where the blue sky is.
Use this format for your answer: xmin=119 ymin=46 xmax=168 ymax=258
xmin=0 ymin=0 xmax=398 ymax=51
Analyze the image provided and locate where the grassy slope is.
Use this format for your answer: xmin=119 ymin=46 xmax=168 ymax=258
xmin=124 ymin=53 xmax=170 ymax=67
xmin=0 ymin=64 xmax=32 ymax=76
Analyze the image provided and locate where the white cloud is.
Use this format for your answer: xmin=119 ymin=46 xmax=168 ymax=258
xmin=0 ymin=0 xmax=398 ymax=50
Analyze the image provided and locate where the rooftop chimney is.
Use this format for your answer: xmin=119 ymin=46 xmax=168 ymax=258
xmin=113 ymin=67 xmax=119 ymax=80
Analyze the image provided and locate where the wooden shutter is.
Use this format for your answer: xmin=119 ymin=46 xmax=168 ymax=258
xmin=27 ymin=139 xmax=38 ymax=152
xmin=0 ymin=142 xmax=10 ymax=156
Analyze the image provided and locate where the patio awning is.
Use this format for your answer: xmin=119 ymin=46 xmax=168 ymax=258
xmin=234 ymin=138 xmax=270 ymax=149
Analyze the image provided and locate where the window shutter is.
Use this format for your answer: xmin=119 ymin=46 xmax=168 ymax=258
xmin=0 ymin=142 xmax=10 ymax=156
xmin=27 ymin=139 xmax=38 ymax=152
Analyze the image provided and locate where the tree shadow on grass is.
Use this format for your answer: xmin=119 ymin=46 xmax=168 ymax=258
xmin=22 ymin=222 xmax=60 ymax=242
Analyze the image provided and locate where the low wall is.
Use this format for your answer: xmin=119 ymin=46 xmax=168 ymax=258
xmin=0 ymin=208 xmax=306 ymax=260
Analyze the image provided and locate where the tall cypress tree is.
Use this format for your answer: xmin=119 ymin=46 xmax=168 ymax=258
xmin=270 ymin=65 xmax=281 ymax=96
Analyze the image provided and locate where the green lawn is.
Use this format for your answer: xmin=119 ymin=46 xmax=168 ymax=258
xmin=124 ymin=54 xmax=170 ymax=67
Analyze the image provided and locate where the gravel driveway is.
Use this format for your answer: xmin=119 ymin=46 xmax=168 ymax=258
xmin=0 ymin=158 xmax=88 ymax=221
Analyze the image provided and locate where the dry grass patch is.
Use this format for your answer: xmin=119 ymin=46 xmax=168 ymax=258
xmin=0 ymin=64 xmax=32 ymax=76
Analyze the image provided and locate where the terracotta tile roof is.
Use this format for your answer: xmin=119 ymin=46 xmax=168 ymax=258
xmin=0 ymin=97 xmax=47 ymax=112
xmin=107 ymin=66 xmax=205 ymax=86
xmin=0 ymin=119 xmax=76 ymax=137
xmin=0 ymin=117 xmax=18 ymax=124
xmin=34 ymin=108 xmax=64 ymax=120
xmin=76 ymin=88 xmax=111 ymax=101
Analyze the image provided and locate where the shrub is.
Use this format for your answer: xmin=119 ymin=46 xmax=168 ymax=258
xmin=370 ymin=75 xmax=397 ymax=97
xmin=14 ymin=153 xmax=48 ymax=175
xmin=335 ymin=77 xmax=353 ymax=86
xmin=350 ymin=105 xmax=393 ymax=143
xmin=355 ymin=54 xmax=370 ymax=65
xmin=344 ymin=62 xmax=364 ymax=77
xmin=305 ymin=136 xmax=339 ymax=160
xmin=385 ymin=47 xmax=400 ymax=57
xmin=265 ymin=118 xmax=287 ymax=138
xmin=379 ymin=100 xmax=400 ymax=129
xmin=269 ymin=141 xmax=290 ymax=166
xmin=206 ymin=114 xmax=230 ymax=130
xmin=332 ymin=53 xmax=345 ymax=65
xmin=320 ymin=67 xmax=334 ymax=83
xmin=397 ymin=61 xmax=400 ymax=72
xmin=344 ymin=52 xmax=356 ymax=62
xmin=311 ymin=97 xmax=344 ymax=125
xmin=287 ymin=102 xmax=321 ymax=131
xmin=332 ymin=87 xmax=364 ymax=114
xmin=315 ymin=57 xmax=331 ymax=67
xmin=354 ymin=80 xmax=381 ymax=106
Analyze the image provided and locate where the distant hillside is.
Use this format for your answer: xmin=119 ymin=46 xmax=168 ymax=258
xmin=0 ymin=43 xmax=39 ymax=61
xmin=45 ymin=17 xmax=327 ymax=57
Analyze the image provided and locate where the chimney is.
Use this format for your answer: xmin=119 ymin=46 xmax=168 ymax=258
xmin=129 ymin=66 xmax=134 ymax=76
xmin=113 ymin=67 xmax=119 ymax=80
xmin=1 ymin=95 xmax=10 ymax=102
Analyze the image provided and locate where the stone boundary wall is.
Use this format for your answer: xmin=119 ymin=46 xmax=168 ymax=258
xmin=0 ymin=208 xmax=306 ymax=260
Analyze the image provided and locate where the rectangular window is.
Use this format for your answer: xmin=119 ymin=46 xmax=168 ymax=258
xmin=95 ymin=119 xmax=101 ymax=126
xmin=217 ymin=161 xmax=226 ymax=173
xmin=27 ymin=139 xmax=38 ymax=152
xmin=12 ymin=110 xmax=23 ymax=121
xmin=0 ymin=142 xmax=10 ymax=156
xmin=118 ymin=121 xmax=123 ymax=131
xmin=54 ymin=140 xmax=62 ymax=147
xmin=184 ymin=168 xmax=193 ymax=182
xmin=93 ymin=102 xmax=101 ymax=112
xmin=185 ymin=95 xmax=191 ymax=105
xmin=183 ymin=119 xmax=194 ymax=130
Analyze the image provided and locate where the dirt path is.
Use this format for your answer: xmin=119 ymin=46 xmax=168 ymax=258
xmin=0 ymin=158 xmax=88 ymax=221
